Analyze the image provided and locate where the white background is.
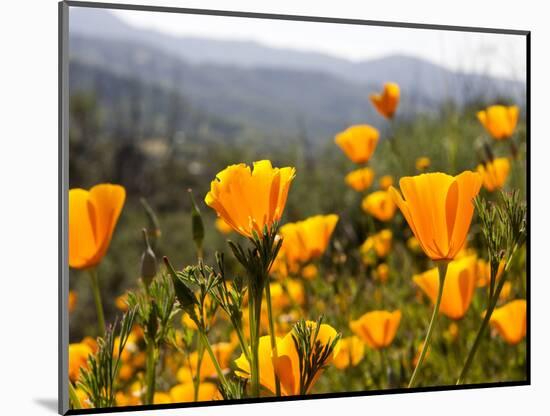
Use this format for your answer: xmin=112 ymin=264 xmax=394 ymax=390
xmin=0 ymin=0 xmax=546 ymax=415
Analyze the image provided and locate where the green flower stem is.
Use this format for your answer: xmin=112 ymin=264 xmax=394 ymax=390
xmin=456 ymin=272 xmax=508 ymax=384
xmin=144 ymin=339 xmax=157 ymax=405
xmin=265 ymin=283 xmax=282 ymax=396
xmin=408 ymin=261 xmax=448 ymax=388
xmin=193 ymin=342 xmax=205 ymax=402
xmin=248 ymin=295 xmax=261 ymax=397
xmin=88 ymin=268 xmax=106 ymax=335
xmin=197 ymin=330 xmax=230 ymax=391
xmin=232 ymin=320 xmax=251 ymax=363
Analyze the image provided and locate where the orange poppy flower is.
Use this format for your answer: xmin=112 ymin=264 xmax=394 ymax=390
xmin=477 ymin=157 xmax=511 ymax=192
xmin=370 ymin=82 xmax=400 ymax=119
xmin=477 ymin=105 xmax=519 ymax=140
xmin=333 ymin=336 xmax=365 ymax=369
xmin=279 ymin=214 xmax=339 ymax=266
xmin=389 ymin=172 xmax=482 ymax=260
xmin=205 ymin=160 xmax=295 ymax=238
xmin=335 ymin=125 xmax=379 ymax=164
xmin=413 ymin=255 xmax=477 ymax=320
xmin=350 ymin=310 xmax=401 ymax=349
xmin=361 ymin=191 xmax=396 ymax=222
xmin=345 ymin=167 xmax=375 ymax=192
xmin=489 ymin=299 xmax=527 ymax=345
xmin=378 ymin=175 xmax=394 ymax=190
xmin=69 ymin=184 xmax=126 ymax=269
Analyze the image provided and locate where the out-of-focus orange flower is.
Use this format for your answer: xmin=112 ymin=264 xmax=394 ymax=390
xmin=75 ymin=388 xmax=92 ymax=408
xmin=345 ymin=168 xmax=375 ymax=192
xmin=235 ymin=322 xmax=340 ymax=396
xmin=116 ymin=391 xmax=140 ymax=407
xmin=177 ymin=342 xmax=234 ymax=383
xmin=477 ymin=105 xmax=519 ymax=140
xmin=375 ymin=263 xmax=390 ymax=284
xmin=378 ymin=175 xmax=394 ymax=190
xmin=370 ymin=82 xmax=400 ymax=119
xmin=301 ymin=264 xmax=318 ymax=280
xmin=115 ymin=293 xmax=129 ymax=312
xmin=476 ymin=258 xmax=506 ymax=287
xmin=413 ymin=255 xmax=477 ymax=320
xmin=269 ymin=280 xmax=304 ymax=309
xmin=360 ymin=229 xmax=393 ymax=258
xmin=335 ymin=125 xmax=380 ymax=164
xmin=170 ymin=382 xmax=220 ymax=402
xmin=69 ymin=184 xmax=126 ymax=269
xmin=279 ymin=214 xmax=339 ymax=265
xmin=489 ymin=299 xmax=526 ymax=345
xmin=69 ymin=342 xmax=94 ymax=382
xmin=350 ymin=310 xmax=401 ymax=349
xmin=415 ymin=157 xmax=431 ymax=171
xmin=361 ymin=191 xmax=396 ymax=222
xmin=390 ymin=172 xmax=482 ymax=261
xmin=153 ymin=392 xmax=172 ymax=404
xmin=477 ymin=157 xmax=511 ymax=192
xmin=68 ymin=291 xmax=77 ymax=313
xmin=215 ymin=217 xmax=233 ymax=235
xmin=499 ymin=281 xmax=512 ymax=302
xmin=333 ymin=336 xmax=365 ymax=369
xmin=205 ymin=160 xmax=296 ymax=238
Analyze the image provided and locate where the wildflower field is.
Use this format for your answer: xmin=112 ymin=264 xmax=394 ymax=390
xmin=67 ymin=81 xmax=527 ymax=410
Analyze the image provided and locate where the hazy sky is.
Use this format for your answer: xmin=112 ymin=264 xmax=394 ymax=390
xmin=113 ymin=9 xmax=526 ymax=82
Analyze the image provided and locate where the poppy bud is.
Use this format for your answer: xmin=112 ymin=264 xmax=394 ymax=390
xmin=188 ymin=189 xmax=204 ymax=257
xmin=164 ymin=257 xmax=197 ymax=315
xmin=140 ymin=229 xmax=157 ymax=287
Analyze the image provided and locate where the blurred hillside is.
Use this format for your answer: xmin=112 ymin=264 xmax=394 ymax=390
xmin=69 ymin=8 xmax=525 ymax=140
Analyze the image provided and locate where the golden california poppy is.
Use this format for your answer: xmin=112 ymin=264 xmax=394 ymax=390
xmin=345 ymin=167 xmax=375 ymax=192
xmin=477 ymin=105 xmax=519 ymax=140
xmin=69 ymin=184 xmax=126 ymax=269
xmin=349 ymin=310 xmax=401 ymax=349
xmin=378 ymin=175 xmax=394 ymax=190
xmin=269 ymin=279 xmax=304 ymax=309
xmin=477 ymin=157 xmax=511 ymax=192
xmin=489 ymin=299 xmax=526 ymax=345
xmin=334 ymin=125 xmax=380 ymax=164
xmin=279 ymin=214 xmax=339 ymax=266
xmin=69 ymin=342 xmax=94 ymax=382
xmin=389 ymin=171 xmax=482 ymax=261
xmin=272 ymin=322 xmax=340 ymax=396
xmin=375 ymin=263 xmax=390 ymax=284
xmin=333 ymin=336 xmax=365 ymax=369
xmin=370 ymin=82 xmax=400 ymax=119
xmin=415 ymin=157 xmax=431 ymax=171
xmin=177 ymin=342 xmax=234 ymax=383
xmin=413 ymin=255 xmax=477 ymax=320
xmin=153 ymin=392 xmax=171 ymax=404
xmin=360 ymin=229 xmax=393 ymax=258
xmin=235 ymin=322 xmax=339 ymax=396
xmin=170 ymin=382 xmax=220 ymax=402
xmin=205 ymin=160 xmax=295 ymax=238
xmin=361 ymin=191 xmax=397 ymax=222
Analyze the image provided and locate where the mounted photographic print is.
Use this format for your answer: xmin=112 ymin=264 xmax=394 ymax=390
xmin=59 ymin=1 xmax=529 ymax=414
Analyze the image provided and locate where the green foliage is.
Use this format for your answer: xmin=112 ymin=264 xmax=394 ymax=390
xmin=77 ymin=308 xmax=136 ymax=408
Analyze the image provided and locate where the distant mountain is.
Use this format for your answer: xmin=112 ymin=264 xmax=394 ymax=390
xmin=69 ymin=7 xmax=525 ymax=103
xmin=68 ymin=7 xmax=525 ymax=140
